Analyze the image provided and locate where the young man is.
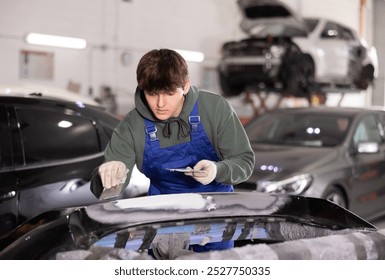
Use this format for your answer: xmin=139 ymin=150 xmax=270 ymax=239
xmin=97 ymin=48 xmax=255 ymax=251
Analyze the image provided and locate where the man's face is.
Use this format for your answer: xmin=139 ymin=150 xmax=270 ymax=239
xmin=144 ymin=87 xmax=186 ymax=120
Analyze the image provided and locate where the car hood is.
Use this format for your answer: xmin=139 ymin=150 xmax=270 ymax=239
xmin=250 ymin=143 xmax=338 ymax=180
xmin=238 ymin=0 xmax=307 ymax=35
xmin=0 ymin=192 xmax=376 ymax=259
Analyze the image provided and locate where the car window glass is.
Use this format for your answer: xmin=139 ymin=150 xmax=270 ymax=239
xmin=340 ymin=26 xmax=355 ymax=41
xmin=0 ymin=106 xmax=13 ymax=169
xmin=353 ymin=115 xmax=382 ymax=144
xmin=321 ymin=22 xmax=340 ymax=39
xmin=246 ymin=112 xmax=351 ymax=147
xmin=244 ymin=5 xmax=291 ymax=19
xmin=96 ymin=124 xmax=114 ymax=148
xmin=16 ymin=107 xmax=100 ymax=165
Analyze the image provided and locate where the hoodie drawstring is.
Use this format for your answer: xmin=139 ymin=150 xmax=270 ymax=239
xmin=162 ymin=118 xmax=190 ymax=139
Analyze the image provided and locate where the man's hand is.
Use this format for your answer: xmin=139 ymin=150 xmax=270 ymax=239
xmin=98 ymin=161 xmax=128 ymax=189
xmin=185 ymin=160 xmax=217 ymax=185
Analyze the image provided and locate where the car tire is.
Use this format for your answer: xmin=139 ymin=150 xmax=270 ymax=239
xmin=285 ymin=55 xmax=315 ymax=98
xmin=322 ymin=186 xmax=347 ymax=209
xmin=218 ymin=71 xmax=244 ymax=96
xmin=355 ymin=64 xmax=375 ymax=90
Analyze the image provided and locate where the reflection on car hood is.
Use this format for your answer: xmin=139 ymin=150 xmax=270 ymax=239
xmin=84 ymin=191 xmax=374 ymax=229
xmin=0 ymin=192 xmax=376 ymax=259
xmin=251 ymin=143 xmax=338 ymax=178
xmin=238 ymin=0 xmax=307 ymax=34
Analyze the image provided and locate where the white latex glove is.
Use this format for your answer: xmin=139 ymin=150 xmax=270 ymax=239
xmin=185 ymin=160 xmax=217 ymax=185
xmin=98 ymin=161 xmax=128 ymax=189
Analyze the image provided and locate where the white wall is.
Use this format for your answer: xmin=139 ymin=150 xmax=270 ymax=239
xmin=0 ymin=0 xmax=374 ymax=114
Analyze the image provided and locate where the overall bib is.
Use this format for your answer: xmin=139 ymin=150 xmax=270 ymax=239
xmin=142 ymin=101 xmax=233 ymax=251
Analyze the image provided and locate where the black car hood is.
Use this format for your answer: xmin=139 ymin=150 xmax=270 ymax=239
xmin=0 ymin=192 xmax=376 ymax=259
xmin=250 ymin=143 xmax=338 ymax=180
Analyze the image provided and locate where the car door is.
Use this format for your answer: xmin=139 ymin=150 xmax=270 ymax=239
xmin=0 ymin=105 xmax=19 ymax=236
xmin=315 ymin=21 xmax=350 ymax=81
xmin=350 ymin=113 xmax=385 ymax=218
xmin=339 ymin=25 xmax=367 ymax=83
xmin=11 ymin=102 xmax=104 ymax=225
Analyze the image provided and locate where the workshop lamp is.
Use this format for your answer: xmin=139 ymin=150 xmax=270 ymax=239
xmin=25 ymin=33 xmax=87 ymax=49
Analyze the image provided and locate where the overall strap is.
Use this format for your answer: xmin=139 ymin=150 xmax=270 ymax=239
xmin=145 ymin=101 xmax=200 ymax=143
xmin=189 ymin=102 xmax=200 ymax=134
xmin=144 ymin=118 xmax=159 ymax=145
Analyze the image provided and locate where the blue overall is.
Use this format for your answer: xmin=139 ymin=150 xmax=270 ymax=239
xmin=142 ymin=101 xmax=234 ymax=252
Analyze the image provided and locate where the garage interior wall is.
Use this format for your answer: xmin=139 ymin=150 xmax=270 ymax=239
xmin=0 ymin=0 xmax=379 ymax=115
xmin=373 ymin=0 xmax=385 ymax=107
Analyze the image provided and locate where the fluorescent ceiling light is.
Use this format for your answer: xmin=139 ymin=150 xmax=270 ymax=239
xmin=175 ymin=49 xmax=204 ymax=63
xmin=25 ymin=33 xmax=87 ymax=49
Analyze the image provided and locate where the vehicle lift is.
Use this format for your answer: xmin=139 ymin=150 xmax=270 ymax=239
xmin=241 ymin=89 xmax=348 ymax=124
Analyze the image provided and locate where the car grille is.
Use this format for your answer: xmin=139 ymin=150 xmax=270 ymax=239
xmin=227 ymin=65 xmax=280 ymax=80
xmin=223 ymin=40 xmax=272 ymax=56
xmin=226 ymin=47 xmax=266 ymax=56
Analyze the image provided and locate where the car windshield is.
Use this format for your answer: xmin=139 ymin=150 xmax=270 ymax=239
xmin=246 ymin=111 xmax=352 ymax=147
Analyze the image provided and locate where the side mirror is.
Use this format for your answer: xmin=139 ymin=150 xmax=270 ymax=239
xmin=356 ymin=142 xmax=379 ymax=154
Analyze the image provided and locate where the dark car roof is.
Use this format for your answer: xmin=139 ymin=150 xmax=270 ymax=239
xmin=0 ymin=94 xmax=99 ymax=108
xmin=0 ymin=94 xmax=119 ymax=123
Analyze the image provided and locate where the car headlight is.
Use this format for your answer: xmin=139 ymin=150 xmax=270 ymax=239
xmin=269 ymin=45 xmax=285 ymax=58
xmin=259 ymin=174 xmax=313 ymax=195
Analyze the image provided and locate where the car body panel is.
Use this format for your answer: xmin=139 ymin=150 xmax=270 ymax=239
xmin=238 ymin=107 xmax=385 ymax=221
xmin=292 ymin=19 xmax=369 ymax=83
xmin=0 ymin=192 xmax=376 ymax=260
xmin=0 ymin=95 xmax=120 ymax=236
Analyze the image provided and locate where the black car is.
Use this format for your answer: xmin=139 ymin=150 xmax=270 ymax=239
xmin=218 ymin=0 xmax=377 ymax=98
xmin=237 ymin=106 xmax=385 ymax=222
xmin=0 ymin=191 xmax=376 ymax=260
xmin=0 ymin=94 xmax=120 ymax=236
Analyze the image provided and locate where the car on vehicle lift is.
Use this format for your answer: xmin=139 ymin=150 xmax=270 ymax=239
xmin=218 ymin=0 xmax=378 ymax=99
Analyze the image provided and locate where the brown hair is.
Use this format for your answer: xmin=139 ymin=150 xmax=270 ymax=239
xmin=136 ymin=49 xmax=189 ymax=92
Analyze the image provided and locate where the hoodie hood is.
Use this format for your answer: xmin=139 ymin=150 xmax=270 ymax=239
xmin=134 ymin=86 xmax=200 ymax=123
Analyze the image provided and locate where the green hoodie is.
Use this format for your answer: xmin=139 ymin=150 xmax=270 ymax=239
xmin=104 ymin=86 xmax=255 ymax=187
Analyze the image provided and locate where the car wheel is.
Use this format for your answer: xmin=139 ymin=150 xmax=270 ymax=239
xmin=355 ymin=64 xmax=374 ymax=90
xmin=322 ymin=186 xmax=347 ymax=209
xmin=285 ymin=55 xmax=315 ymax=98
xmin=218 ymin=71 xmax=244 ymax=96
